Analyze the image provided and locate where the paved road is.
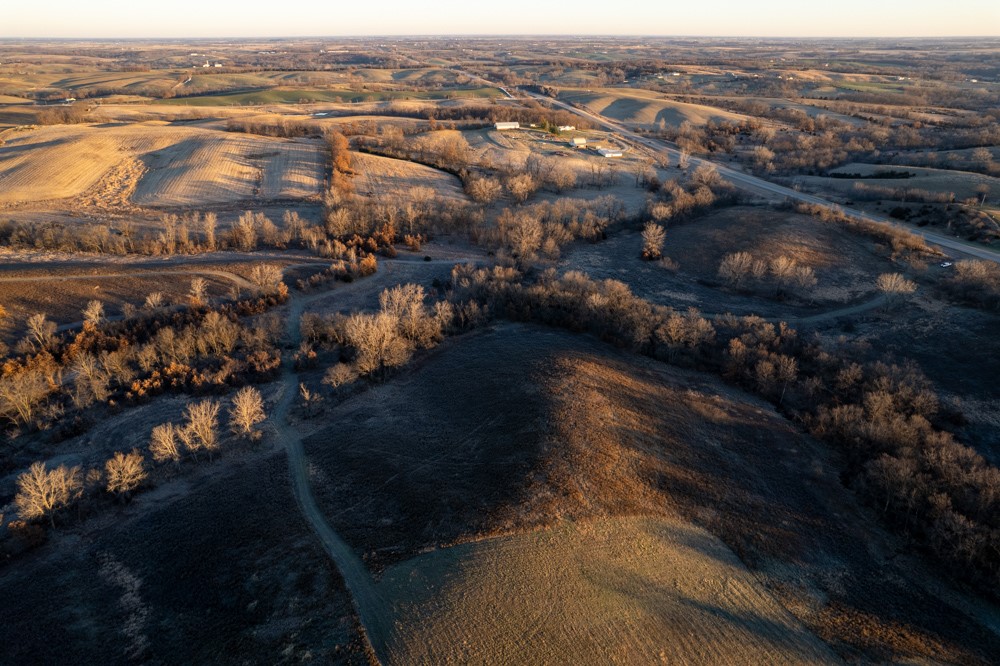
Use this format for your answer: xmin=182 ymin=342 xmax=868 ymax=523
xmin=520 ymin=90 xmax=1000 ymax=265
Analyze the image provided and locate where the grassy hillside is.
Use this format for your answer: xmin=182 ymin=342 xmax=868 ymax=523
xmin=301 ymin=324 xmax=999 ymax=664
xmin=557 ymin=87 xmax=750 ymax=127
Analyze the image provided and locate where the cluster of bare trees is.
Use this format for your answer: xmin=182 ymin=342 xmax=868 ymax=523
xmin=35 ymin=103 xmax=91 ymax=126
xmin=0 ymin=282 xmax=286 ymax=434
xmin=718 ymin=252 xmax=818 ymax=295
xmin=480 ymin=195 xmax=626 ymax=263
xmin=302 ymin=284 xmax=450 ymax=381
xmin=7 ymin=387 xmax=267 ymax=535
xmin=0 ymin=210 xmax=287 ymax=257
xmin=645 ymin=165 xmax=734 ymax=226
xmin=10 ymin=450 xmax=146 ymax=528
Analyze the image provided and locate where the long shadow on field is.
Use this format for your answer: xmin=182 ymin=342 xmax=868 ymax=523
xmin=0 ymin=454 xmax=364 ymax=665
xmin=302 ymin=322 xmax=1000 ymax=664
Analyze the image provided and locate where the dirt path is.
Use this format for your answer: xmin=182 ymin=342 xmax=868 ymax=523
xmin=789 ymin=292 xmax=889 ymax=324
xmin=270 ymin=286 xmax=393 ymax=662
xmin=267 ymin=259 xmax=481 ymax=663
xmin=0 ymin=267 xmax=257 ymax=289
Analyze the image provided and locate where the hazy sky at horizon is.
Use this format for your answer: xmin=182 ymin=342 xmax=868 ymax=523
xmin=4 ymin=0 xmax=999 ymax=38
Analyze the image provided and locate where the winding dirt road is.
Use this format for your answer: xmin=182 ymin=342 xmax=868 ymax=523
xmin=270 ymin=286 xmax=393 ymax=663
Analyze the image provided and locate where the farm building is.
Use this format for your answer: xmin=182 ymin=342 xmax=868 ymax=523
xmin=598 ymin=148 xmax=623 ymax=158
xmin=558 ymin=125 xmax=576 ymax=132
xmin=570 ymin=137 xmax=587 ymax=147
xmin=494 ymin=121 xmax=520 ymax=130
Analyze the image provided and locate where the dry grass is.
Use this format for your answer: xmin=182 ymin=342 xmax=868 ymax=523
xmin=0 ymin=271 xmax=234 ymax=341
xmin=805 ymin=162 xmax=1000 ymax=199
xmin=558 ymin=88 xmax=750 ymax=128
xmin=351 ymin=151 xmax=466 ymax=201
xmin=560 ymin=206 xmax=897 ymax=312
xmin=382 ymin=516 xmax=838 ymax=665
xmin=300 ymin=324 xmax=998 ymax=663
xmin=0 ymin=123 xmax=323 ymax=207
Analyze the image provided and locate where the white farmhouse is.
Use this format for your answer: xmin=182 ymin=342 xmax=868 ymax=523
xmin=570 ymin=137 xmax=587 ymax=147
xmin=494 ymin=121 xmax=520 ymax=130
xmin=557 ymin=125 xmax=575 ymax=132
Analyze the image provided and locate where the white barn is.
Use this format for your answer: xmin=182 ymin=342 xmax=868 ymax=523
xmin=570 ymin=137 xmax=587 ymax=147
xmin=598 ymin=148 xmax=623 ymax=158
xmin=494 ymin=121 xmax=520 ymax=130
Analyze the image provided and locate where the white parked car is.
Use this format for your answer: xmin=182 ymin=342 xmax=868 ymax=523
xmin=940 ymin=262 xmax=953 ymax=268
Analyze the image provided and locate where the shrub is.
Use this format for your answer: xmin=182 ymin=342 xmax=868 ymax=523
xmin=641 ymin=223 xmax=666 ymax=260
xmin=105 ymin=451 xmax=147 ymax=498
xmin=323 ymin=363 xmax=360 ymax=390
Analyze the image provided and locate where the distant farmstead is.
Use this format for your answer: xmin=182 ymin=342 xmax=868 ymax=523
xmin=570 ymin=137 xmax=587 ymax=147
xmin=494 ymin=121 xmax=520 ymax=130
xmin=598 ymin=148 xmax=623 ymax=158
xmin=558 ymin=125 xmax=576 ymax=132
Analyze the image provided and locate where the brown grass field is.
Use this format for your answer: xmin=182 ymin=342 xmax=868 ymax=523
xmin=299 ymin=323 xmax=999 ymax=664
xmin=561 ymin=205 xmax=902 ymax=315
xmin=351 ymin=151 xmax=466 ymax=202
xmin=0 ymin=123 xmax=323 ymax=208
xmin=803 ymin=162 xmax=1000 ymax=200
xmin=557 ymin=88 xmax=751 ymax=128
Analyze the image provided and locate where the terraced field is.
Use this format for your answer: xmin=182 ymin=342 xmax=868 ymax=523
xmin=558 ymin=88 xmax=750 ymax=128
xmin=0 ymin=123 xmax=323 ymax=207
xmin=158 ymin=86 xmax=500 ymax=107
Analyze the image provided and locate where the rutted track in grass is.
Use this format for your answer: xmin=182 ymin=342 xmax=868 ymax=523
xmin=272 ymin=285 xmax=392 ymax=663
xmin=269 ymin=257 xmax=482 ymax=663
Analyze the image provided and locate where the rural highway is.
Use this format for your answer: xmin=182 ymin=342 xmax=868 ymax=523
xmin=519 ymin=89 xmax=1000 ymax=265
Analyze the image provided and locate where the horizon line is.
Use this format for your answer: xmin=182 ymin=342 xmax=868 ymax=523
xmin=3 ymin=34 xmax=999 ymax=41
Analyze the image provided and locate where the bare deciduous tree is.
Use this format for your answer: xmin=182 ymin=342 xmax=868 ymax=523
xmin=379 ymin=284 xmax=441 ymax=348
xmin=547 ymin=162 xmax=577 ymax=192
xmin=189 ymin=277 xmax=208 ymax=306
xmin=327 ymin=129 xmax=352 ymax=173
xmin=184 ymin=399 xmax=220 ymax=458
xmin=202 ymin=212 xmax=217 ymax=251
xmin=26 ymin=313 xmax=56 ymax=350
xmin=0 ymin=369 xmax=53 ymax=427
xmin=150 ymin=423 xmax=181 ymax=465
xmin=249 ymin=264 xmax=284 ymax=295
xmin=229 ymin=386 xmax=266 ymax=438
xmin=876 ymin=273 xmax=917 ymax=296
xmin=15 ymin=461 xmax=82 ymax=527
xmin=466 ymin=176 xmax=503 ymax=205
xmin=344 ymin=312 xmax=412 ymax=375
xmin=82 ymin=300 xmax=105 ymax=328
xmin=506 ymin=173 xmax=538 ymax=204
xmin=641 ymin=223 xmax=666 ymax=260
xmin=105 ymin=450 xmax=147 ymax=498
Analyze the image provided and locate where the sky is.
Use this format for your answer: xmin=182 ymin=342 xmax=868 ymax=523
xmin=4 ymin=0 xmax=999 ymax=38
